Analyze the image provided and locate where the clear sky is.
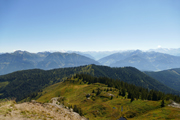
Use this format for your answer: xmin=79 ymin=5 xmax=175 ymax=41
xmin=0 ymin=0 xmax=180 ymax=53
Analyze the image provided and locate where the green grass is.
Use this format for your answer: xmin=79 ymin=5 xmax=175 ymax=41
xmin=36 ymin=78 xmax=180 ymax=120
xmin=130 ymin=106 xmax=180 ymax=120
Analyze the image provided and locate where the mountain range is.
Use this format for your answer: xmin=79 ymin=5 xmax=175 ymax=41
xmin=98 ymin=50 xmax=180 ymax=71
xmin=47 ymin=48 xmax=180 ymax=60
xmin=148 ymin=48 xmax=180 ymax=56
xmin=0 ymin=49 xmax=180 ymax=75
xmin=0 ymin=50 xmax=99 ymax=75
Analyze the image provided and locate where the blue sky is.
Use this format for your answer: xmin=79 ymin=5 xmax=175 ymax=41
xmin=0 ymin=0 xmax=180 ymax=53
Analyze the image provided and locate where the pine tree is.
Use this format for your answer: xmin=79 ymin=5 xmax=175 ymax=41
xmin=122 ymin=89 xmax=126 ymax=97
xmin=92 ymin=90 xmax=95 ymax=93
xmin=152 ymin=91 xmax=158 ymax=101
xmin=119 ymin=90 xmax=121 ymax=96
xmin=131 ymin=96 xmax=134 ymax=102
xmin=96 ymin=88 xmax=101 ymax=96
xmin=161 ymin=100 xmax=165 ymax=107
xmin=79 ymin=108 xmax=83 ymax=116
xmin=128 ymin=92 xmax=132 ymax=99
xmin=147 ymin=94 xmax=152 ymax=100
xmin=106 ymin=89 xmax=109 ymax=92
xmin=74 ymin=105 xmax=78 ymax=112
xmin=111 ymin=96 xmax=113 ymax=100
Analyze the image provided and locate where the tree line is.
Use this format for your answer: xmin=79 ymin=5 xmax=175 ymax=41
xmin=73 ymin=74 xmax=180 ymax=103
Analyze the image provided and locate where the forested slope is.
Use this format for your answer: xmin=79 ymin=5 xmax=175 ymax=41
xmin=0 ymin=65 xmax=179 ymax=101
xmin=145 ymin=68 xmax=180 ymax=91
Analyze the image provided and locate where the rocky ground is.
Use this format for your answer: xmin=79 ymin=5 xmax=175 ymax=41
xmin=168 ymin=100 xmax=180 ymax=108
xmin=0 ymin=98 xmax=87 ymax=120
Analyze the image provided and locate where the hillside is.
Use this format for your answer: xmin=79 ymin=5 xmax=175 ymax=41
xmin=0 ymin=51 xmax=99 ymax=75
xmin=90 ymin=65 xmax=179 ymax=94
xmin=0 ymin=67 xmax=85 ymax=101
xmin=34 ymin=75 xmax=180 ymax=120
xmin=0 ymin=65 xmax=179 ymax=102
xmin=98 ymin=50 xmax=180 ymax=71
xmin=145 ymin=68 xmax=180 ymax=91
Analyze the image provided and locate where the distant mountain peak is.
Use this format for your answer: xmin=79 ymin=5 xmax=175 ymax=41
xmin=130 ymin=49 xmax=143 ymax=55
xmin=134 ymin=49 xmax=142 ymax=53
xmin=13 ymin=50 xmax=28 ymax=54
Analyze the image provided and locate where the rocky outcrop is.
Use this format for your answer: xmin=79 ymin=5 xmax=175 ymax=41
xmin=168 ymin=100 xmax=180 ymax=108
xmin=0 ymin=99 xmax=87 ymax=120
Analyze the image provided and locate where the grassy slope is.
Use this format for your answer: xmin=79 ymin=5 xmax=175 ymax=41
xmin=36 ymin=78 xmax=180 ymax=120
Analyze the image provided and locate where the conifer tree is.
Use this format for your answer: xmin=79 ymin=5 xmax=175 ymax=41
xmin=161 ymin=100 xmax=165 ymax=107
xmin=96 ymin=88 xmax=101 ymax=96
xmin=152 ymin=91 xmax=158 ymax=101
xmin=147 ymin=94 xmax=152 ymax=100
xmin=131 ymin=96 xmax=134 ymax=102
xmin=128 ymin=92 xmax=132 ymax=99
xmin=74 ymin=105 xmax=78 ymax=112
xmin=92 ymin=90 xmax=95 ymax=93
xmin=111 ymin=96 xmax=113 ymax=100
xmin=122 ymin=89 xmax=126 ymax=97
xmin=106 ymin=88 xmax=109 ymax=92
xmin=118 ymin=90 xmax=121 ymax=96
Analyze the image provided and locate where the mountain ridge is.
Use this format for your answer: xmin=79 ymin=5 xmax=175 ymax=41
xmin=0 ymin=51 xmax=99 ymax=75
xmin=99 ymin=50 xmax=180 ymax=71
xmin=1 ymin=50 xmax=180 ymax=75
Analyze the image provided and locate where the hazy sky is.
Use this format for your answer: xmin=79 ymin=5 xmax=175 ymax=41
xmin=0 ymin=0 xmax=180 ymax=53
